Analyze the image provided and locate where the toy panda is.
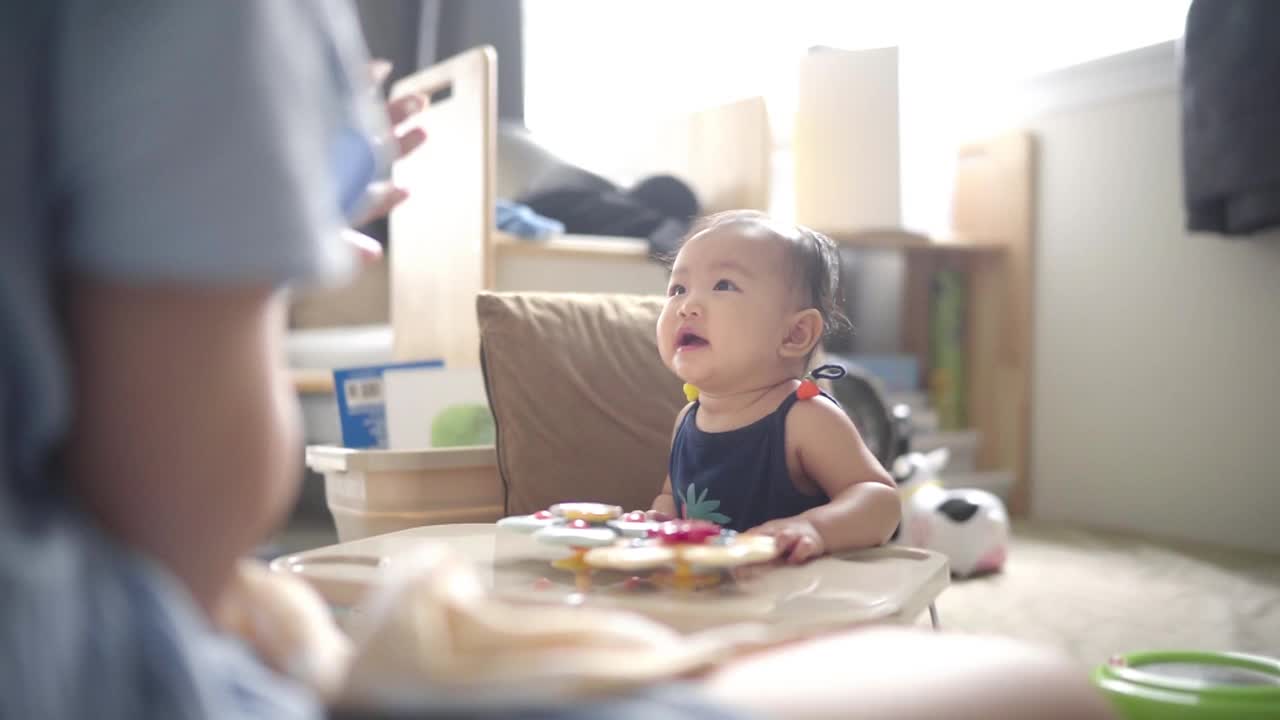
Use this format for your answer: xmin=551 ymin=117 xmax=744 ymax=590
xmin=891 ymin=448 xmax=1010 ymax=578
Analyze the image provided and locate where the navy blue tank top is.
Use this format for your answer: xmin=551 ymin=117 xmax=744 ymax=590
xmin=669 ymin=391 xmax=833 ymax=532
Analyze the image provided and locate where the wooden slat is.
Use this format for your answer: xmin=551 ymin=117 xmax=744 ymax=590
xmin=292 ymin=369 xmax=335 ymax=395
xmin=491 ymin=232 xmax=652 ymax=260
xmin=828 ymin=228 xmax=1007 ymax=253
xmin=956 ymin=133 xmax=1036 ymax=515
xmin=656 ymin=96 xmax=772 ymax=213
xmin=388 ymin=46 xmax=495 ymax=369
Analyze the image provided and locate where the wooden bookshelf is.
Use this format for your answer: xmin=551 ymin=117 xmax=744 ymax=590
xmin=890 ymin=133 xmax=1036 ymax=515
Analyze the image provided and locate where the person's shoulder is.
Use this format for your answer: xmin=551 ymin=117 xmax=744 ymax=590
xmin=785 ymin=391 xmax=855 ymax=441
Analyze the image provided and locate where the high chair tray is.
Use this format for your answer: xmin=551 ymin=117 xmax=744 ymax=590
xmin=273 ymin=523 xmax=949 ymax=640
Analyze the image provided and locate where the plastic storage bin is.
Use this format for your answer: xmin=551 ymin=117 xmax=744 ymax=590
xmin=305 ymin=444 xmax=503 ymax=543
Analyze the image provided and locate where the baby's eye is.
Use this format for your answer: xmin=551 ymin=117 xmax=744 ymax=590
xmin=713 ymin=279 xmax=739 ymax=292
xmin=667 ymin=284 xmax=686 ymax=297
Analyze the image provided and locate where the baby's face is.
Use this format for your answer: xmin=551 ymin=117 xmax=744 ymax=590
xmin=657 ymin=225 xmax=797 ymax=392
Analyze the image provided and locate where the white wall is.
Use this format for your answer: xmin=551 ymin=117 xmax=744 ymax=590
xmin=1022 ymin=45 xmax=1280 ymax=554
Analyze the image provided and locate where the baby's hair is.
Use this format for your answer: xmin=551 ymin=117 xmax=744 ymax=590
xmin=670 ymin=209 xmax=851 ymax=340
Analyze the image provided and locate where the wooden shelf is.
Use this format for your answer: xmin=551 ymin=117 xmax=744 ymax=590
xmin=494 ymin=228 xmax=1007 ymax=259
xmin=492 ymin=231 xmax=652 ymax=260
xmin=293 ymin=369 xmax=336 ymax=395
xmin=823 ymin=228 xmax=1008 ymax=254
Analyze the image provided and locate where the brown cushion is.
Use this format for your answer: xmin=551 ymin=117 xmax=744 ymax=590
xmin=477 ymin=292 xmax=686 ymax=515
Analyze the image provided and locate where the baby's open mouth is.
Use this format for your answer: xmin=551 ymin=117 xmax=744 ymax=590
xmin=677 ymin=331 xmax=709 ymax=350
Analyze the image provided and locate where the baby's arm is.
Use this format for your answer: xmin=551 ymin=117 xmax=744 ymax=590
xmin=648 ymin=402 xmax=695 ymax=520
xmin=650 ymin=475 xmax=678 ymax=520
xmin=757 ymin=397 xmax=899 ymax=561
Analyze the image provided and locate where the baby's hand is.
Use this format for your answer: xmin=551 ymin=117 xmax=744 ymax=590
xmin=749 ymin=517 xmax=826 ymax=564
xmin=646 ymin=509 xmax=676 ymax=522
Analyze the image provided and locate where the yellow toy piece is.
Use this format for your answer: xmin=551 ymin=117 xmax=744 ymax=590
xmin=584 ymin=522 xmax=778 ymax=593
xmin=551 ymin=548 xmax=595 ymax=592
xmin=683 ymin=383 xmax=700 ymax=402
xmin=550 ymin=502 xmax=622 ymax=523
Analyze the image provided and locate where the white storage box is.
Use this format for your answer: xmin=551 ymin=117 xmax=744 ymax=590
xmin=305 ymin=444 xmax=503 ymax=543
xmin=912 ymin=429 xmax=981 ymax=473
xmin=886 ymin=391 xmax=930 ymax=416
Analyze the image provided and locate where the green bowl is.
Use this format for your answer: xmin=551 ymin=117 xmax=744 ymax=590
xmin=1093 ymin=651 xmax=1280 ymax=719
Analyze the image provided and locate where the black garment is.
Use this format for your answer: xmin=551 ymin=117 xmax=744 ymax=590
xmin=670 ymin=391 xmax=834 ymax=533
xmin=1182 ymin=0 xmax=1280 ymax=236
xmin=517 ymin=166 xmax=700 ymax=257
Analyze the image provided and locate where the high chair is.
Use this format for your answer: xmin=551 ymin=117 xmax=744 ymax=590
xmin=277 ymin=289 xmax=949 ymax=640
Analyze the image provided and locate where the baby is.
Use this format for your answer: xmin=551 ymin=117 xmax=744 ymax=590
xmin=649 ymin=210 xmax=900 ymax=563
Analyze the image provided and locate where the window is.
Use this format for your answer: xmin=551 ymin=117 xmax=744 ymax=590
xmin=524 ymin=0 xmax=1191 ymax=228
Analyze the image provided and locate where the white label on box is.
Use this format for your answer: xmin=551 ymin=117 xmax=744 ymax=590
xmin=343 ymin=376 xmax=385 ymax=409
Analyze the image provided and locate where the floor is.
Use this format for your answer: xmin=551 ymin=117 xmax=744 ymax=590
xmin=259 ymin=469 xmax=339 ymax=559
xmin=934 ymin=520 xmax=1280 ymax=667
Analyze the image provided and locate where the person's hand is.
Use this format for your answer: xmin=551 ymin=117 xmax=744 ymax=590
xmin=215 ymin=560 xmax=353 ymax=700
xmin=342 ymin=227 xmax=385 ymax=263
xmin=348 ymin=59 xmax=429 ymax=233
xmin=646 ymin=509 xmax=676 ymax=522
xmin=749 ymin=516 xmax=826 ymax=564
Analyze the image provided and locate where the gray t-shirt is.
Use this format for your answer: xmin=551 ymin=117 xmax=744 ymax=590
xmin=0 ymin=3 xmax=380 ymax=717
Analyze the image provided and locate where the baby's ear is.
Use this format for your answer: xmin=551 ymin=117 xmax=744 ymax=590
xmin=779 ymin=308 xmax=824 ymax=359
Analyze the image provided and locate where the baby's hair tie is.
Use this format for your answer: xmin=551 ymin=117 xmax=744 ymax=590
xmin=797 ymin=364 xmax=846 ymax=400
xmin=683 ymin=383 xmax=700 ymax=402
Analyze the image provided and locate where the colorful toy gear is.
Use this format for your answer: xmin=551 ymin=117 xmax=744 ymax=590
xmin=586 ymin=520 xmax=778 ymax=592
xmin=497 ymin=502 xmax=660 ymax=590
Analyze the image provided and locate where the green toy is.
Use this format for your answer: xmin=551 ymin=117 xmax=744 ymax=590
xmin=1093 ymin=650 xmax=1280 ymax=719
xmin=430 ymin=403 xmax=495 ymax=447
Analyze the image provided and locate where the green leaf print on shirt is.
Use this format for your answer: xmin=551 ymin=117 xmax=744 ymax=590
xmin=681 ymin=483 xmax=731 ymax=526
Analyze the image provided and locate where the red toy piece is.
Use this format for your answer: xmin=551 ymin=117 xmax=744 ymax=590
xmin=648 ymin=519 xmax=721 ymax=545
xmin=796 ymin=379 xmax=820 ymax=400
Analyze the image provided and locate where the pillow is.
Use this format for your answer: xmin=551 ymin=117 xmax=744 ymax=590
xmin=477 ymin=292 xmax=686 ymax=516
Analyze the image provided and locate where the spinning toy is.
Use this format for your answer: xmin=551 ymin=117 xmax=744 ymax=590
xmin=586 ymin=519 xmax=778 ymax=592
xmin=496 ymin=502 xmax=648 ymax=590
xmin=498 ymin=505 xmax=777 ymax=592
